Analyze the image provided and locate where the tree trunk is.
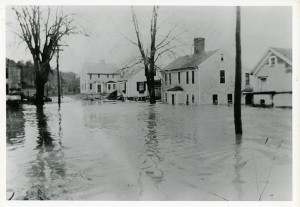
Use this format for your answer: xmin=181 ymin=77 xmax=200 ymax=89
xmin=234 ymin=6 xmax=243 ymax=141
xmin=35 ymin=74 xmax=45 ymax=105
xmin=34 ymin=60 xmax=51 ymax=105
xmin=57 ymin=48 xmax=61 ymax=105
xmin=149 ymin=67 xmax=156 ymax=104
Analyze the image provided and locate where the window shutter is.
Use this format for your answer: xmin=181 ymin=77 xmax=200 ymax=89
xmin=144 ymin=82 xmax=146 ymax=91
xmin=137 ymin=82 xmax=139 ymax=91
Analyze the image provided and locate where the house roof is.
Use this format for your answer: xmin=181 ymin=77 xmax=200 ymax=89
xmin=271 ymin=47 xmax=292 ymax=62
xmin=83 ymin=61 xmax=119 ymax=74
xmin=163 ymin=49 xmax=219 ymax=71
xmin=167 ymin=86 xmax=184 ymax=91
xmin=251 ymin=47 xmax=292 ymax=75
xmin=118 ymin=67 xmax=144 ymax=81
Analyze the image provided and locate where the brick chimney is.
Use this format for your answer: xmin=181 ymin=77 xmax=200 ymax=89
xmin=194 ymin=38 xmax=205 ymax=55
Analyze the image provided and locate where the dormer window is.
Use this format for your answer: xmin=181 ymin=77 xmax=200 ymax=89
xmin=269 ymin=56 xmax=277 ymax=67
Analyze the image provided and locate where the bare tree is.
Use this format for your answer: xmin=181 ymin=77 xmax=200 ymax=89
xmin=12 ymin=6 xmax=86 ymax=104
xmin=234 ymin=6 xmax=243 ymax=142
xmin=129 ymin=6 xmax=178 ymax=104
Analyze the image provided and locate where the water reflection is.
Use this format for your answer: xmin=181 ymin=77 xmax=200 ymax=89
xmin=24 ymin=106 xmax=66 ymax=200
xmin=232 ymin=142 xmax=245 ymax=200
xmin=139 ymin=105 xmax=164 ymax=184
xmin=35 ymin=105 xmax=54 ymax=149
xmin=6 ymin=104 xmax=25 ymax=146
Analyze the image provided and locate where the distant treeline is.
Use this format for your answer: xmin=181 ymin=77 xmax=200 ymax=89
xmin=6 ymin=58 xmax=80 ymax=95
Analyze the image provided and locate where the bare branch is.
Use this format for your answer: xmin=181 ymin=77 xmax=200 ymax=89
xmin=131 ymin=6 xmax=146 ymax=61
xmin=155 ymin=45 xmax=176 ymax=62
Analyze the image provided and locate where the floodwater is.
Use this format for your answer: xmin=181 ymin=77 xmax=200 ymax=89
xmin=6 ymin=97 xmax=292 ymax=201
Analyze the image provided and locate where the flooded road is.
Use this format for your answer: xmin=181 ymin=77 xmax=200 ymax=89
xmin=6 ymin=97 xmax=292 ymax=200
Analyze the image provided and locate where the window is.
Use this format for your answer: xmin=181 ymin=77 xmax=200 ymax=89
xmin=227 ymin=94 xmax=232 ymax=104
xmin=178 ymin=72 xmax=181 ymax=84
xmin=107 ymin=74 xmax=109 ymax=78
xmin=186 ymin=94 xmax=189 ymax=105
xmin=90 ymin=74 xmax=92 ymax=80
xmin=137 ymin=82 xmax=145 ymax=92
xmin=169 ymin=73 xmax=171 ymax=85
xmin=220 ymin=70 xmax=225 ymax=83
xmin=165 ymin=73 xmax=167 ymax=84
xmin=90 ymin=83 xmax=92 ymax=90
xmin=192 ymin=71 xmax=195 ymax=84
xmin=269 ymin=56 xmax=277 ymax=67
xmin=192 ymin=94 xmax=195 ymax=104
xmin=112 ymin=74 xmax=114 ymax=78
xmin=98 ymin=74 xmax=100 ymax=78
xmin=245 ymin=73 xmax=250 ymax=85
xmin=213 ymin=94 xmax=218 ymax=105
xmin=6 ymin=68 xmax=8 ymax=78
xmin=165 ymin=93 xmax=168 ymax=103
xmin=108 ymin=84 xmax=111 ymax=90
xmin=186 ymin=71 xmax=189 ymax=84
xmin=221 ymin=54 xmax=224 ymax=61
xmin=113 ymin=84 xmax=115 ymax=90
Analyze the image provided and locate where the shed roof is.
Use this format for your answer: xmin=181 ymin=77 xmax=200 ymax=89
xmin=163 ymin=49 xmax=219 ymax=71
xmin=167 ymin=86 xmax=184 ymax=91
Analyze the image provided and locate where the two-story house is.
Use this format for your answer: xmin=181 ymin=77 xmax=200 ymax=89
xmin=250 ymin=47 xmax=292 ymax=107
xmin=80 ymin=60 xmax=120 ymax=95
xmin=161 ymin=38 xmax=235 ymax=105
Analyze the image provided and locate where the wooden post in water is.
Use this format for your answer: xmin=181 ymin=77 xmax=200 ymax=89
xmin=234 ymin=6 xmax=243 ymax=142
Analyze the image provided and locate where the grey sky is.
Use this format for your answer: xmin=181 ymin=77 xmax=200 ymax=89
xmin=6 ymin=6 xmax=292 ymax=73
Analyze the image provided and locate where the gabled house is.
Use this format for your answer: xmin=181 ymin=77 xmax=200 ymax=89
xmin=161 ymin=38 xmax=235 ymax=105
xmin=117 ymin=67 xmax=161 ymax=101
xmin=250 ymin=47 xmax=292 ymax=107
xmin=80 ymin=60 xmax=120 ymax=95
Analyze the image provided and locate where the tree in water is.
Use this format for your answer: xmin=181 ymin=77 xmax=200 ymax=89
xmin=12 ymin=6 xmax=86 ymax=104
xmin=129 ymin=6 xmax=179 ymax=104
xmin=234 ymin=6 xmax=243 ymax=143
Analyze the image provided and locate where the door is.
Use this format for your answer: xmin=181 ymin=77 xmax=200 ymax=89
xmin=97 ymin=84 xmax=101 ymax=93
xmin=213 ymin=94 xmax=218 ymax=105
xmin=227 ymin=94 xmax=232 ymax=104
xmin=172 ymin=94 xmax=175 ymax=105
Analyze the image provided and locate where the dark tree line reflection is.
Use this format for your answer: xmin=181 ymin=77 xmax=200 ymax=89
xmin=138 ymin=105 xmax=164 ymax=195
xmin=24 ymin=105 xmax=66 ymax=200
xmin=6 ymin=105 xmax=25 ymax=146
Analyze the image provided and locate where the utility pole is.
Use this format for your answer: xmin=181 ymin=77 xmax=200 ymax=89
xmin=234 ymin=6 xmax=243 ymax=143
xmin=56 ymin=46 xmax=63 ymax=105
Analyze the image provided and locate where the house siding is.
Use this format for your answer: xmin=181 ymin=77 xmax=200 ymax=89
xmin=162 ymin=69 xmax=199 ymax=105
xmin=253 ymin=57 xmax=292 ymax=92
xmin=198 ymin=50 xmax=235 ymax=105
xmin=125 ymin=69 xmax=161 ymax=99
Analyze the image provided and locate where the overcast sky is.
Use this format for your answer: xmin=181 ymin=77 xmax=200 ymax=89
xmin=6 ymin=6 xmax=292 ymax=73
